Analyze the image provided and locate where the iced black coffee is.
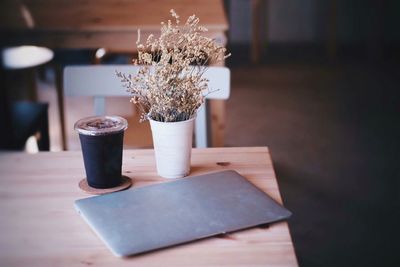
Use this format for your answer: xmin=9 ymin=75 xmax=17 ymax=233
xmin=74 ymin=116 xmax=128 ymax=189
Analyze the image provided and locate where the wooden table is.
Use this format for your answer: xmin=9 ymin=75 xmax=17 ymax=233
xmin=0 ymin=0 xmax=228 ymax=51
xmin=0 ymin=0 xmax=229 ymax=149
xmin=0 ymin=147 xmax=298 ymax=266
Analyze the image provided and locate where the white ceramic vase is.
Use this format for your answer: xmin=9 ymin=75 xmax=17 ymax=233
xmin=149 ymin=117 xmax=195 ymax=178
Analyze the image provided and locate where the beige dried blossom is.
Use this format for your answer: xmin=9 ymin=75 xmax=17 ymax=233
xmin=116 ymin=9 xmax=231 ymax=122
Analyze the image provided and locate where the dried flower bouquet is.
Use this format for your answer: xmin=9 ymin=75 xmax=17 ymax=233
xmin=117 ymin=9 xmax=230 ymax=122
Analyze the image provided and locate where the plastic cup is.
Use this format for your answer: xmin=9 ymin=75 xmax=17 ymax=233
xmin=74 ymin=116 xmax=128 ymax=189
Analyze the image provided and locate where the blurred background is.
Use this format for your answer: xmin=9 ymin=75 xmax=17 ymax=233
xmin=0 ymin=0 xmax=399 ymax=266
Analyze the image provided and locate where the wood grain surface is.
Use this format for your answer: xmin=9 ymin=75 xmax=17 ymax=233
xmin=0 ymin=0 xmax=228 ymax=50
xmin=0 ymin=147 xmax=298 ymax=266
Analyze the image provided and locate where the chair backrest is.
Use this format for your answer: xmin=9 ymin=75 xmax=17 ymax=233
xmin=63 ymin=65 xmax=230 ymax=148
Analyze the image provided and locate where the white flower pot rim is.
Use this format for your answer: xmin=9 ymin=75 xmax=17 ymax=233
xmin=148 ymin=117 xmax=196 ymax=124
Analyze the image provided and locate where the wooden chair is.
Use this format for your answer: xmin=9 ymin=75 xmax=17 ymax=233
xmin=63 ymin=65 xmax=230 ymax=148
xmin=0 ymin=45 xmax=53 ymax=151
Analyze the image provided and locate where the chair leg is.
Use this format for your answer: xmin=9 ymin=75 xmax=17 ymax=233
xmin=55 ymin=65 xmax=67 ymax=150
xmin=195 ymin=104 xmax=208 ymax=148
xmin=37 ymin=105 xmax=50 ymax=151
xmin=210 ymin=100 xmax=225 ymax=147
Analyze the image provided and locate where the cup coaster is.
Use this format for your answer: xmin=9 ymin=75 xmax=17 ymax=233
xmin=79 ymin=175 xmax=132 ymax=195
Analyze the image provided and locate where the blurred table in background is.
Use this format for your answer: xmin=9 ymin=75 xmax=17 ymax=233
xmin=0 ymin=0 xmax=229 ymax=149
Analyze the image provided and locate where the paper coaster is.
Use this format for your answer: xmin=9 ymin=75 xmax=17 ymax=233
xmin=79 ymin=176 xmax=132 ymax=195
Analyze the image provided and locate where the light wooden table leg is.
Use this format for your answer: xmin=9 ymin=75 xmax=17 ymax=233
xmin=55 ymin=65 xmax=67 ymax=150
xmin=210 ymin=99 xmax=226 ymax=147
xmin=209 ymin=46 xmax=228 ymax=148
xmin=251 ymin=0 xmax=268 ymax=64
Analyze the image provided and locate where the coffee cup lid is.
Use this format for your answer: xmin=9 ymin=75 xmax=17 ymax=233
xmin=74 ymin=115 xmax=128 ymax=136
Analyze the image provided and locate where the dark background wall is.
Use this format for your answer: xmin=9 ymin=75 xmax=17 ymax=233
xmin=226 ymin=0 xmax=400 ymax=62
xmin=228 ymin=0 xmax=400 ymax=43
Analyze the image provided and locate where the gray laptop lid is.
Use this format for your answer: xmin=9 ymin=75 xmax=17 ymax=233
xmin=74 ymin=170 xmax=291 ymax=257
